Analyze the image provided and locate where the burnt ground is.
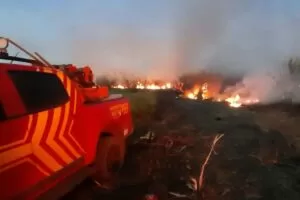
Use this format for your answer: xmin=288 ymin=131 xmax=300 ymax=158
xmin=63 ymin=91 xmax=300 ymax=200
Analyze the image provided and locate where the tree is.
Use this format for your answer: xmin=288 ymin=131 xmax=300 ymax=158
xmin=288 ymin=58 xmax=300 ymax=76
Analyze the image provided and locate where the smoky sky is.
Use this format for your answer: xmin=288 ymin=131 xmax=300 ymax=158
xmin=175 ymin=0 xmax=300 ymax=76
xmin=3 ymin=0 xmax=300 ymax=80
xmin=67 ymin=0 xmax=300 ymax=79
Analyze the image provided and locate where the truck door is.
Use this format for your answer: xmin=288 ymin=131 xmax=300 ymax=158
xmin=0 ymin=68 xmax=84 ymax=199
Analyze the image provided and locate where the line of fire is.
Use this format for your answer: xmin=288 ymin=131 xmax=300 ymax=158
xmin=105 ymin=74 xmax=259 ymax=108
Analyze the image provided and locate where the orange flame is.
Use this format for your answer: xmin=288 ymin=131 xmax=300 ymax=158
xmin=183 ymin=82 xmax=260 ymax=108
xmin=136 ymin=82 xmax=172 ymax=90
xmin=112 ymin=82 xmax=172 ymax=90
xmin=201 ymin=82 xmax=209 ymax=100
xmin=224 ymin=94 xmax=260 ymax=108
xmin=184 ymin=84 xmax=201 ymax=100
xmin=225 ymin=94 xmax=242 ymax=108
xmin=113 ymin=84 xmax=127 ymax=89
xmin=112 ymin=80 xmax=260 ymax=108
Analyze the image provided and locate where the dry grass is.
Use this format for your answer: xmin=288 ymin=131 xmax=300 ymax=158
xmin=110 ymin=89 xmax=157 ymax=123
xmin=254 ymin=110 xmax=300 ymax=153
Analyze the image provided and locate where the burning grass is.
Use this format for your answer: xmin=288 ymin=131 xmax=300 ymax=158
xmin=104 ymin=70 xmax=300 ymax=198
xmin=106 ymin=73 xmax=261 ymax=108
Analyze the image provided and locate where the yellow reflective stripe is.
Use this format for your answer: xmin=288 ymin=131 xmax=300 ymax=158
xmin=58 ymin=78 xmax=80 ymax=158
xmin=32 ymin=111 xmax=62 ymax=171
xmin=43 ymin=68 xmax=52 ymax=73
xmin=0 ymin=144 xmax=31 ymax=168
xmin=46 ymin=107 xmax=73 ymax=164
xmin=73 ymin=89 xmax=77 ymax=115
xmin=56 ymin=72 xmax=84 ymax=155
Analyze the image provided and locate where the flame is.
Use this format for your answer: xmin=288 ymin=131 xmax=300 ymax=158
xmin=225 ymin=94 xmax=242 ymax=108
xmin=113 ymin=84 xmax=127 ymax=89
xmin=136 ymin=82 xmax=172 ymax=90
xmin=201 ymin=82 xmax=209 ymax=100
xmin=182 ymin=82 xmax=260 ymax=108
xmin=184 ymin=84 xmax=201 ymax=99
xmin=112 ymin=78 xmax=260 ymax=108
xmin=224 ymin=94 xmax=260 ymax=108
xmin=186 ymin=92 xmax=198 ymax=100
xmin=183 ymin=82 xmax=208 ymax=100
xmin=113 ymin=81 xmax=172 ymax=90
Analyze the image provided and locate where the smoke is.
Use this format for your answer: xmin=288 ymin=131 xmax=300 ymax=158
xmin=56 ymin=0 xmax=251 ymax=80
xmin=59 ymin=0 xmax=182 ymax=81
xmin=175 ymin=0 xmax=237 ymax=72
xmin=171 ymin=0 xmax=300 ymax=103
xmin=66 ymin=27 xmax=177 ymax=80
xmin=174 ymin=0 xmax=300 ymax=75
xmin=11 ymin=0 xmax=299 ymax=103
xmin=222 ymin=66 xmax=300 ymax=104
xmin=58 ymin=1 xmax=300 ymax=73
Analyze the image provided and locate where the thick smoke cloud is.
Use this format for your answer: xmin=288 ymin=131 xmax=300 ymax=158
xmin=172 ymin=0 xmax=300 ymax=103
xmin=174 ymin=0 xmax=300 ymax=74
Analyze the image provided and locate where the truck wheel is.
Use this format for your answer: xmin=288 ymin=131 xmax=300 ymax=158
xmin=93 ymin=134 xmax=125 ymax=187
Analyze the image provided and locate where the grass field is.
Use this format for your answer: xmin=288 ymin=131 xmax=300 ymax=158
xmin=66 ymin=90 xmax=300 ymax=199
xmin=253 ymin=109 xmax=300 ymax=153
xmin=110 ymin=89 xmax=300 ymax=151
xmin=110 ymin=89 xmax=157 ymax=125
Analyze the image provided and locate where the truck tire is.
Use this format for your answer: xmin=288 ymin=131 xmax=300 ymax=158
xmin=92 ymin=134 xmax=125 ymax=187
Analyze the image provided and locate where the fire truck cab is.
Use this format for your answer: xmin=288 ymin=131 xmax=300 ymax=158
xmin=0 ymin=37 xmax=134 ymax=199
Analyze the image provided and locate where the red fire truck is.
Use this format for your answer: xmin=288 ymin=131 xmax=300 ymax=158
xmin=0 ymin=37 xmax=134 ymax=199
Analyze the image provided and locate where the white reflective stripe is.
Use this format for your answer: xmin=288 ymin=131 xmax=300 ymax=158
xmin=103 ymin=94 xmax=123 ymax=101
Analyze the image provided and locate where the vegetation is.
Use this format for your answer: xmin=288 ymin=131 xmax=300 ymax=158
xmin=288 ymin=57 xmax=300 ymax=75
xmin=110 ymin=89 xmax=157 ymax=125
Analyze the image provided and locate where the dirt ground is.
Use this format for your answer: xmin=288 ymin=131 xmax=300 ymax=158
xmin=248 ymin=104 xmax=300 ymax=153
xmin=63 ymin=91 xmax=300 ymax=200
